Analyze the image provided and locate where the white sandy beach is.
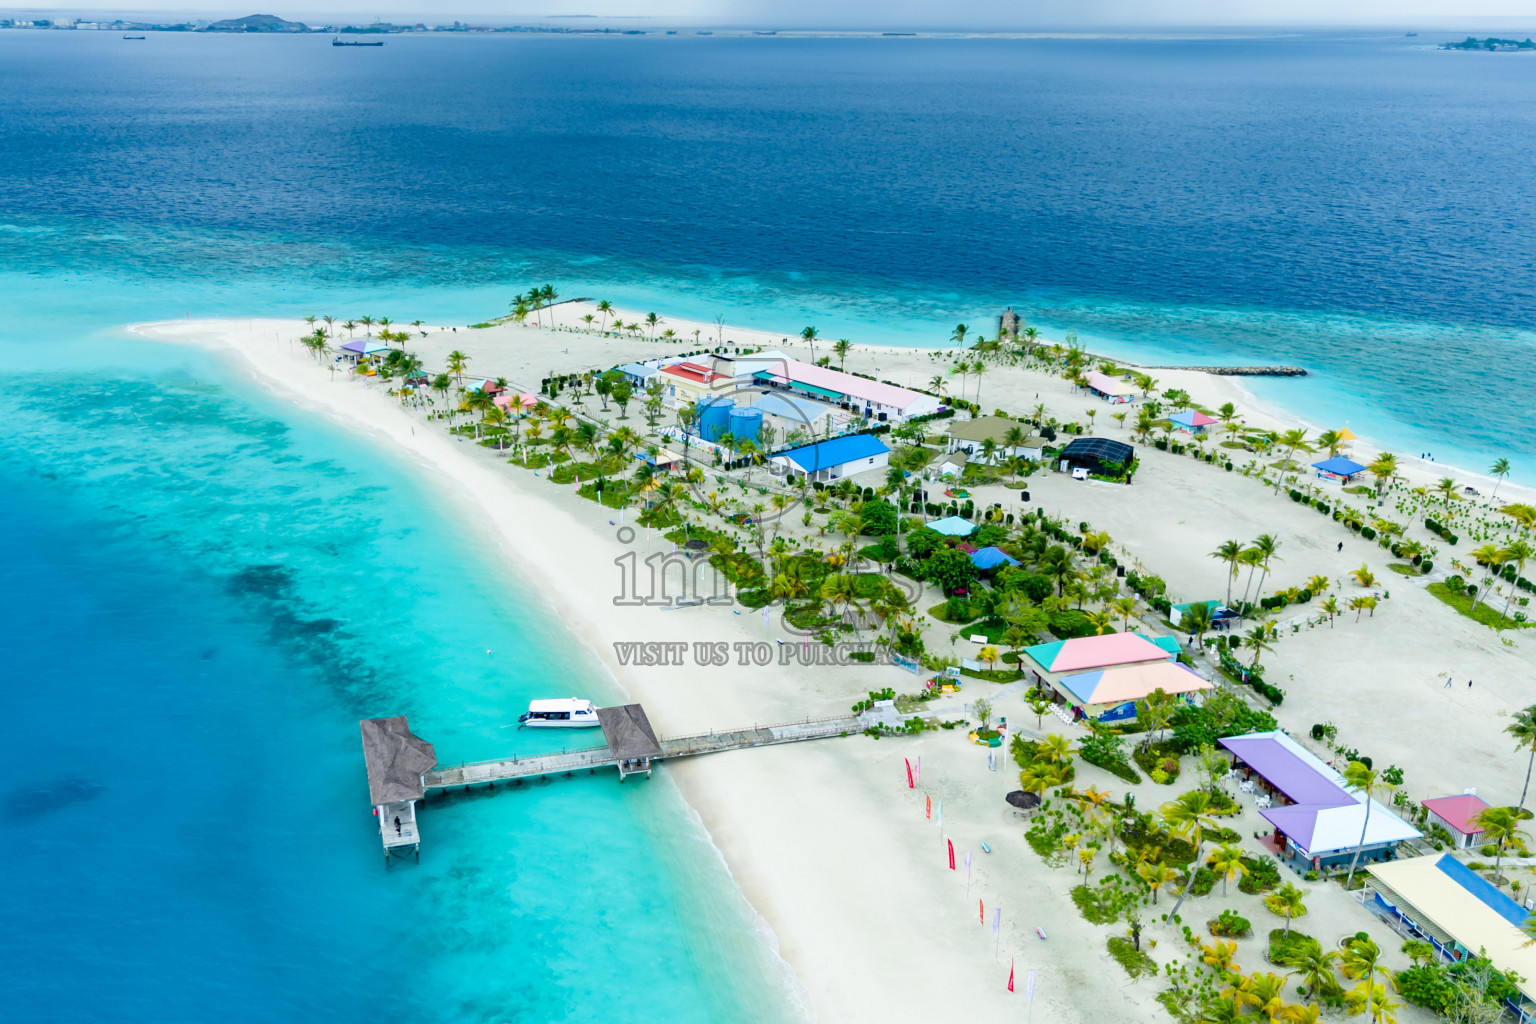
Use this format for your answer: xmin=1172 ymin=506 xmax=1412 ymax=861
xmin=131 ymin=309 xmax=1532 ymax=1024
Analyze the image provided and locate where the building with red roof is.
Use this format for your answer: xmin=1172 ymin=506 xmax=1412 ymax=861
xmin=658 ymin=361 xmax=731 ymax=405
xmin=1422 ymin=793 xmax=1491 ymax=850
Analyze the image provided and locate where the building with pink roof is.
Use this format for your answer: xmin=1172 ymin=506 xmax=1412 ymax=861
xmin=493 ymin=392 xmax=540 ymax=414
xmin=1422 ymin=794 xmax=1491 ymax=849
xmin=1170 ymin=410 xmax=1217 ymax=435
xmin=1084 ymin=370 xmax=1140 ymax=404
xmin=1020 ymin=632 xmax=1189 ymax=722
xmin=1022 ymin=632 xmax=1173 ymax=675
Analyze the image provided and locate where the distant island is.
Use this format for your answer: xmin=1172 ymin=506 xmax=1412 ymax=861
xmin=204 ymin=13 xmax=308 ymax=33
xmin=1441 ymin=36 xmax=1536 ymax=51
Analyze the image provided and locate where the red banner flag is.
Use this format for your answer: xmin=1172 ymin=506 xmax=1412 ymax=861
xmin=947 ymin=839 xmax=956 ymax=870
xmin=904 ymin=758 xmax=914 ymax=789
xmin=979 ymin=899 xmax=984 ymax=923
xmin=925 ymin=795 xmax=931 ymax=820
xmin=1007 ymin=960 xmax=1015 ymax=993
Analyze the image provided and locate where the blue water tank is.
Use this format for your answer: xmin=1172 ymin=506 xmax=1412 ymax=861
xmin=697 ymin=397 xmax=733 ymax=442
xmin=728 ymin=407 xmax=764 ymax=445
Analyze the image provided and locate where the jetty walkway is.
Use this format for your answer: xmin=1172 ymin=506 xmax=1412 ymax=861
xmin=361 ymin=704 xmax=899 ymax=863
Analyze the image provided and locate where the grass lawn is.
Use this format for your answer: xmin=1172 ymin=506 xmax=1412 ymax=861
xmin=1427 ymin=581 xmax=1527 ymax=630
xmin=1386 ymin=563 xmax=1422 ymax=577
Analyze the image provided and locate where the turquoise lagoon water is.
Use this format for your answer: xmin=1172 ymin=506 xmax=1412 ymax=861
xmin=0 ymin=321 xmax=800 ymax=1022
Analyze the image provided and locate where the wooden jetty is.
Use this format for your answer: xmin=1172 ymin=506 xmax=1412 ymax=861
xmin=361 ymin=703 xmax=888 ymax=863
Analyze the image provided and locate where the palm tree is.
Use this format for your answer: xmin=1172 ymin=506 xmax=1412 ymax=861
xmin=1038 ymin=545 xmax=1078 ymax=597
xmin=950 ymin=323 xmax=968 ymax=348
xmin=1507 ymin=706 xmax=1536 ymax=815
xmin=1368 ymin=453 xmax=1399 ymax=497
xmin=833 ymin=339 xmax=852 ymax=370
xmin=971 ymin=361 xmax=986 ymax=406
xmin=596 ymin=300 xmax=613 ymax=334
xmin=1342 ymin=761 xmax=1385 ymax=890
xmin=446 ymin=349 xmax=469 ymax=385
xmin=927 ymin=375 xmax=947 ymax=397
xmin=645 ymin=312 xmax=661 ymax=340
xmin=358 ymin=315 xmax=374 ymax=336
xmin=1039 ymin=734 xmax=1073 ymax=764
xmin=1264 ymin=881 xmax=1308 ymax=936
xmin=1314 ymin=428 xmax=1342 ymax=458
xmin=1501 ymin=539 xmax=1533 ymax=621
xmin=1320 ymin=596 xmax=1339 ymax=627
xmin=1206 ymin=843 xmax=1248 ymax=897
xmin=1278 ymin=936 xmax=1340 ymax=1002
xmin=1199 ymin=938 xmax=1240 ymax=976
xmin=1272 ymin=428 xmax=1311 ymax=493
xmin=1182 ymin=601 xmax=1215 ymax=648
xmin=1467 ymin=543 xmax=1507 ymax=611
xmin=1210 ymin=540 xmax=1245 ymax=607
xmin=1162 ymin=790 xmax=1221 ymax=916
xmin=1250 ymin=534 xmax=1283 ymax=611
xmin=1491 ymin=457 xmax=1512 ymax=499
xmin=1279 ymin=1002 xmax=1323 ymax=1024
xmin=1243 ymin=622 xmax=1277 ymax=669
xmin=800 ymin=326 xmax=819 ymax=362
xmin=1502 ymin=503 xmax=1536 ymax=533
xmin=1234 ymin=972 xmax=1289 ymax=1019
xmin=1474 ymin=805 xmax=1532 ymax=887
xmin=950 ymin=360 xmax=970 ymax=400
xmin=1137 ymin=861 xmax=1180 ymax=904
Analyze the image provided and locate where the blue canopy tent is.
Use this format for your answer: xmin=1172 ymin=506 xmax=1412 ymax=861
xmin=1312 ymin=455 xmax=1368 ymax=482
xmin=970 ymin=546 xmax=1019 ymax=570
xmin=926 ymin=515 xmax=975 ymax=537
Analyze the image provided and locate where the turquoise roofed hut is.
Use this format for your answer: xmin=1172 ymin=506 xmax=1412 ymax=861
xmin=926 ymin=515 xmax=975 ymax=537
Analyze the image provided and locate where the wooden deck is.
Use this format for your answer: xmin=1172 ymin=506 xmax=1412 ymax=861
xmin=421 ymin=711 xmax=879 ymax=792
xmin=372 ymin=704 xmax=901 ymax=863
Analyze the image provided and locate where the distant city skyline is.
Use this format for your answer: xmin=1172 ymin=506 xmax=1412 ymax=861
xmin=4 ymin=2 xmax=1536 ymax=29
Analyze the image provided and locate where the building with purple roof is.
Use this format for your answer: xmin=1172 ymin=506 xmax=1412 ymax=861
xmin=1220 ymin=731 xmax=1420 ymax=872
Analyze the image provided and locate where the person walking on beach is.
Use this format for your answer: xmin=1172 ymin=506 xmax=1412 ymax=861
xmin=1445 ymin=676 xmax=1453 ymax=688
xmin=1468 ymin=679 xmax=1473 ymax=688
xmin=1337 ymin=542 xmax=1343 ymax=552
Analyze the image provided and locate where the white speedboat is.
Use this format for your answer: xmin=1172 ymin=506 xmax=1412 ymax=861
xmin=519 ymin=698 xmax=601 ymax=728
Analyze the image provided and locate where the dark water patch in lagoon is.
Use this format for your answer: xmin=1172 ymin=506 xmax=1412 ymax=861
xmin=7 ymin=778 xmax=108 ymax=823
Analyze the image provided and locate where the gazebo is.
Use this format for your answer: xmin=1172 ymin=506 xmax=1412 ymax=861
xmin=969 ymin=546 xmax=1019 ymax=571
xmin=340 ymin=339 xmax=389 ymax=358
xmin=359 ymin=716 xmax=437 ymax=861
xmin=1311 ymin=456 xmax=1368 ymax=483
xmin=1169 ymin=410 xmax=1217 ymax=435
xmin=926 ymin=515 xmax=976 ymax=537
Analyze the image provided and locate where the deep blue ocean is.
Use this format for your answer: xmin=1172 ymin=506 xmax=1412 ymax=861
xmin=2 ymin=28 xmax=1534 ymax=1022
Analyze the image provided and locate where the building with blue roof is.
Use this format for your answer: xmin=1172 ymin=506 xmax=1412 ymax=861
xmin=616 ymin=362 xmax=660 ymax=387
xmin=969 ymin=546 xmax=1019 ymax=571
xmin=770 ymin=434 xmax=890 ymax=482
xmin=1368 ymin=853 xmax=1536 ymax=1017
xmin=1312 ymin=455 xmax=1368 ymax=482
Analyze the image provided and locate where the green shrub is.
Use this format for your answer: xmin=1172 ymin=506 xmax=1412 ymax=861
xmin=1267 ymin=928 xmax=1315 ymax=964
xmin=1238 ymin=856 xmax=1281 ymax=894
xmin=1106 ymin=936 xmax=1157 ymax=979
xmin=1395 ymin=964 xmax=1460 ymax=1015
xmin=1071 ymin=884 xmax=1119 ymax=925
xmin=1208 ymin=908 xmax=1252 ymax=938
